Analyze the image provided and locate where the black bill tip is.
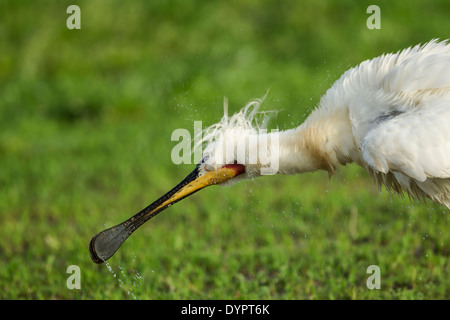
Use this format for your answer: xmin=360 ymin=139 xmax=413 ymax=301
xmin=89 ymin=234 xmax=105 ymax=264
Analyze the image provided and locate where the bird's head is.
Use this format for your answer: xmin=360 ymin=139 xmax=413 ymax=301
xmin=167 ymin=95 xmax=275 ymax=196
xmin=194 ymin=96 xmax=277 ymax=184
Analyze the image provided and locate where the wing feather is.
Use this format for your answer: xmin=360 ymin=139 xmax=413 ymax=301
xmin=382 ymin=40 xmax=450 ymax=93
xmin=362 ymin=98 xmax=450 ymax=181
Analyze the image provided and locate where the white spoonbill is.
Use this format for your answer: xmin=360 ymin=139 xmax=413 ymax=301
xmin=90 ymin=39 xmax=450 ymax=263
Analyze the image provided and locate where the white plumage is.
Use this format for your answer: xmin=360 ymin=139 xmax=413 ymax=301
xmin=199 ymin=39 xmax=450 ymax=208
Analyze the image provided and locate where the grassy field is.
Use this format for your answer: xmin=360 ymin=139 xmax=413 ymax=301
xmin=0 ymin=0 xmax=449 ymax=299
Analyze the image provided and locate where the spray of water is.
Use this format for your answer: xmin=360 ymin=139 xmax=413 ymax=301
xmin=104 ymin=260 xmax=144 ymax=300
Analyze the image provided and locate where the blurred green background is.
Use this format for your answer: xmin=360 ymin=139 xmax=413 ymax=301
xmin=0 ymin=0 xmax=449 ymax=299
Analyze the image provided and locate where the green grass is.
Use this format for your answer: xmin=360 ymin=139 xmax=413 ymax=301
xmin=0 ymin=0 xmax=449 ymax=299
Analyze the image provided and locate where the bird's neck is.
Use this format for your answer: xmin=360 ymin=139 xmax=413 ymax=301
xmin=264 ymin=108 xmax=356 ymax=176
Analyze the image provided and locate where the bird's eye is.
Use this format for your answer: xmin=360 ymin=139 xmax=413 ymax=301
xmin=201 ymin=155 xmax=210 ymax=164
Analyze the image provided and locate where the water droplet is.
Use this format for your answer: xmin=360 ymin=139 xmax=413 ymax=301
xmin=103 ymin=262 xmax=144 ymax=300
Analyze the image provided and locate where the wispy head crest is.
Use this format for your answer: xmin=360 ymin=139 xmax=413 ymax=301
xmin=193 ymin=94 xmax=276 ymax=161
